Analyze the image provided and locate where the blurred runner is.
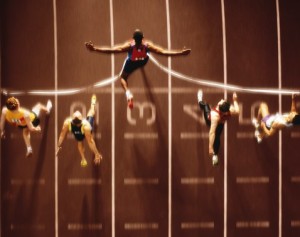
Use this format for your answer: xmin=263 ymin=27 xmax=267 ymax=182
xmin=85 ymin=29 xmax=191 ymax=109
xmin=252 ymin=93 xmax=300 ymax=143
xmin=197 ymin=90 xmax=240 ymax=166
xmin=0 ymin=97 xmax=52 ymax=157
xmin=57 ymin=94 xmax=103 ymax=167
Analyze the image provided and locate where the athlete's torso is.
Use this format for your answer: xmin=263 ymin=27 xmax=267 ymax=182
xmin=263 ymin=113 xmax=292 ymax=130
xmin=211 ymin=107 xmax=231 ymax=123
xmin=128 ymin=41 xmax=149 ymax=61
xmin=67 ymin=118 xmax=91 ymax=141
xmin=5 ymin=108 xmax=35 ymax=126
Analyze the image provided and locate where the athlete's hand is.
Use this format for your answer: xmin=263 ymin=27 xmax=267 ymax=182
xmin=209 ymin=147 xmax=214 ymax=157
xmin=94 ymin=154 xmax=102 ymax=165
xmin=0 ymin=130 xmax=5 ymax=139
xmin=232 ymin=92 xmax=238 ymax=101
xmin=35 ymin=126 xmax=41 ymax=132
xmin=56 ymin=146 xmax=62 ymax=156
xmin=85 ymin=41 xmax=95 ymax=51
xmin=181 ymin=47 xmax=191 ymax=55
xmin=292 ymin=93 xmax=299 ymax=99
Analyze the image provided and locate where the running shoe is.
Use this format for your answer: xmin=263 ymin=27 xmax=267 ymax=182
xmin=126 ymin=90 xmax=134 ymax=109
xmin=91 ymin=94 xmax=97 ymax=106
xmin=128 ymin=98 xmax=133 ymax=109
xmin=26 ymin=148 xmax=33 ymax=158
xmin=81 ymin=159 xmax=88 ymax=167
xmin=252 ymin=118 xmax=259 ymax=129
xmin=254 ymin=130 xmax=262 ymax=143
xmin=46 ymin=100 xmax=52 ymax=114
xmin=212 ymin=155 xmax=218 ymax=166
xmin=197 ymin=89 xmax=203 ymax=103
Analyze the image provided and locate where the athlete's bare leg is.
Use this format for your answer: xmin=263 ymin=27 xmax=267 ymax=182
xmin=257 ymin=102 xmax=270 ymax=122
xmin=77 ymin=141 xmax=87 ymax=167
xmin=22 ymin=128 xmax=33 ymax=157
xmin=252 ymin=102 xmax=270 ymax=143
xmin=120 ymin=72 xmax=133 ymax=109
xmin=121 ymin=79 xmax=128 ymax=92
xmin=32 ymin=101 xmax=52 ymax=116
xmin=87 ymin=94 xmax=96 ymax=117
xmin=290 ymin=93 xmax=297 ymax=113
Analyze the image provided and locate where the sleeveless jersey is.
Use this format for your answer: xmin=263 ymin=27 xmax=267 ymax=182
xmin=5 ymin=108 xmax=35 ymax=126
xmin=211 ymin=107 xmax=231 ymax=123
xmin=67 ymin=118 xmax=91 ymax=141
xmin=263 ymin=113 xmax=292 ymax=130
xmin=128 ymin=40 xmax=149 ymax=61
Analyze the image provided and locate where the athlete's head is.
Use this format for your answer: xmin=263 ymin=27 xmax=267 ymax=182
xmin=133 ymin=29 xmax=144 ymax=44
xmin=72 ymin=111 xmax=83 ymax=125
xmin=218 ymin=100 xmax=230 ymax=113
xmin=6 ymin=97 xmax=19 ymax=111
xmin=292 ymin=114 xmax=300 ymax=126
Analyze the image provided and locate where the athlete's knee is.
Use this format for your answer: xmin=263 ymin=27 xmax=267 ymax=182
xmin=87 ymin=110 xmax=94 ymax=117
xmin=23 ymin=128 xmax=30 ymax=135
xmin=259 ymin=102 xmax=269 ymax=114
xmin=260 ymin=102 xmax=268 ymax=109
xmin=199 ymin=101 xmax=205 ymax=110
xmin=120 ymin=72 xmax=129 ymax=80
xmin=32 ymin=103 xmax=41 ymax=111
xmin=213 ymin=140 xmax=221 ymax=153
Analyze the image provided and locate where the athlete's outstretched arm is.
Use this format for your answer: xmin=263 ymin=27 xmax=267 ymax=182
xmin=260 ymin=122 xmax=276 ymax=137
xmin=208 ymin=116 xmax=218 ymax=156
xmin=0 ymin=108 xmax=7 ymax=138
xmin=84 ymin=127 xmax=102 ymax=164
xmin=147 ymin=41 xmax=191 ymax=56
xmin=230 ymin=92 xmax=240 ymax=115
xmin=24 ymin=112 xmax=41 ymax=132
xmin=57 ymin=120 xmax=69 ymax=154
xmin=290 ymin=93 xmax=297 ymax=113
xmin=85 ymin=41 xmax=131 ymax=54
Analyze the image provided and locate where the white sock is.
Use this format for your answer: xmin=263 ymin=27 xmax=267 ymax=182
xmin=125 ymin=90 xmax=131 ymax=96
xmin=46 ymin=100 xmax=52 ymax=114
xmin=126 ymin=90 xmax=133 ymax=99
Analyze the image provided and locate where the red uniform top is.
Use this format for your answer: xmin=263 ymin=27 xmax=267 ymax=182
xmin=128 ymin=40 xmax=149 ymax=61
xmin=211 ymin=107 xmax=231 ymax=123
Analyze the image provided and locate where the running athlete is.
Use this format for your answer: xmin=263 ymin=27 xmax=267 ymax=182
xmin=57 ymin=95 xmax=103 ymax=167
xmin=0 ymin=97 xmax=52 ymax=157
xmin=197 ymin=90 xmax=240 ymax=166
xmin=85 ymin=29 xmax=191 ymax=109
xmin=252 ymin=93 xmax=300 ymax=143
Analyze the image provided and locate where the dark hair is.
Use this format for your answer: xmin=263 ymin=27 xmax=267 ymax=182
xmin=6 ymin=97 xmax=18 ymax=111
xmin=72 ymin=117 xmax=82 ymax=125
xmin=292 ymin=114 xmax=300 ymax=126
xmin=219 ymin=101 xmax=230 ymax=113
xmin=133 ymin=29 xmax=143 ymax=43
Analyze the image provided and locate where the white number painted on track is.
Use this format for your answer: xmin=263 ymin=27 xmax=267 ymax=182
xmin=70 ymin=101 xmax=99 ymax=124
xmin=127 ymin=102 xmax=156 ymax=126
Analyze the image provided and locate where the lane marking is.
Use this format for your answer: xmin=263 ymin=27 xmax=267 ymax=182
xmin=124 ymin=133 xmax=158 ymax=139
xmin=67 ymin=223 xmax=102 ymax=230
xmin=181 ymin=177 xmax=214 ymax=185
xmin=124 ymin=178 xmax=159 ymax=185
xmin=236 ymin=221 xmax=270 ymax=228
xmin=124 ymin=223 xmax=159 ymax=230
xmin=181 ymin=222 xmax=214 ymax=229
xmin=67 ymin=178 xmax=102 ymax=185
xmin=236 ymin=177 xmax=269 ymax=184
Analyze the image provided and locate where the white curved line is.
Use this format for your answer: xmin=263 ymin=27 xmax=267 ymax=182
xmin=1 ymin=75 xmax=119 ymax=96
xmin=2 ymin=57 xmax=299 ymax=96
xmin=149 ymin=55 xmax=300 ymax=95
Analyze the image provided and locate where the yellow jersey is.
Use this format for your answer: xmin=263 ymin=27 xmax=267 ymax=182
xmin=66 ymin=118 xmax=91 ymax=141
xmin=5 ymin=108 xmax=35 ymax=127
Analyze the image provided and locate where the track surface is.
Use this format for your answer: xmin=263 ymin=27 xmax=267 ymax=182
xmin=1 ymin=1 xmax=300 ymax=237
